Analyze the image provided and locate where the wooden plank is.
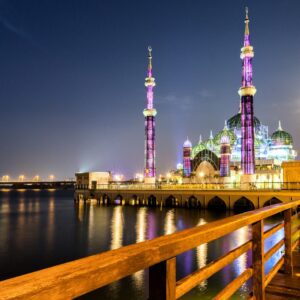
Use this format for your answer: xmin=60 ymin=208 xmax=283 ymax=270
xmin=176 ymin=241 xmax=252 ymax=299
xmin=284 ymin=209 xmax=293 ymax=275
xmin=252 ymin=220 xmax=265 ymax=300
xmin=291 ymin=239 xmax=299 ymax=251
xmin=149 ymin=257 xmax=176 ymax=300
xmin=167 ymin=258 xmax=176 ymax=300
xmin=264 ymin=223 xmax=284 ymax=240
xmin=0 ymin=201 xmax=299 ymax=300
xmin=291 ymin=211 xmax=300 ymax=221
xmin=291 ymin=225 xmax=299 ymax=235
xmin=266 ymin=252 xmax=300 ymax=299
xmin=264 ymin=239 xmax=284 ymax=262
xmin=266 ymin=273 xmax=300 ymax=298
xmin=264 ymin=257 xmax=284 ymax=288
xmin=213 ymin=268 xmax=253 ymax=300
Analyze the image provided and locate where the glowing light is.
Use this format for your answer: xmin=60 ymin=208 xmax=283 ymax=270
xmin=113 ymin=174 xmax=124 ymax=182
xmin=18 ymin=175 xmax=25 ymax=182
xmin=144 ymin=46 xmax=156 ymax=179
xmin=33 ymin=175 xmax=40 ymax=182
xmin=164 ymin=210 xmax=176 ymax=235
xmin=176 ymin=163 xmax=183 ymax=170
xmin=49 ymin=174 xmax=55 ymax=181
xmin=183 ymin=139 xmax=192 ymax=177
xmin=110 ymin=206 xmax=123 ymax=250
xmin=135 ymin=173 xmax=144 ymax=182
xmin=2 ymin=175 xmax=10 ymax=182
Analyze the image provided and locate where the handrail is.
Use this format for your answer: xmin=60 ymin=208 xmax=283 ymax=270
xmin=0 ymin=201 xmax=299 ymax=300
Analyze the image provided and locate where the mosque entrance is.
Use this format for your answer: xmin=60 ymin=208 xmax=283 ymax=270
xmin=195 ymin=161 xmax=215 ymax=180
xmin=192 ymin=149 xmax=220 ymax=182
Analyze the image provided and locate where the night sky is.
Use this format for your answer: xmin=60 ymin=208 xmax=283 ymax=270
xmin=0 ymin=0 xmax=300 ymax=180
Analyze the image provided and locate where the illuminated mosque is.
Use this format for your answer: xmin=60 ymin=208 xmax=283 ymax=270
xmin=181 ymin=8 xmax=297 ymax=184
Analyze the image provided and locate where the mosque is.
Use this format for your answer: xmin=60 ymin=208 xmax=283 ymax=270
xmin=180 ymin=8 xmax=297 ymax=185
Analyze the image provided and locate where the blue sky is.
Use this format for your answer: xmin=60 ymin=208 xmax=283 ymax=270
xmin=0 ymin=0 xmax=300 ymax=179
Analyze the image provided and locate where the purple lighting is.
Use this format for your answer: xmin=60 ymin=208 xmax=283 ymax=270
xmin=220 ymin=136 xmax=230 ymax=177
xmin=183 ymin=138 xmax=192 ymax=177
xmin=143 ymin=47 xmax=157 ymax=179
xmin=240 ymin=7 xmax=256 ymax=175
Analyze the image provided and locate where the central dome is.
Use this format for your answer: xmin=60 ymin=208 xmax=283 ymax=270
xmin=227 ymin=113 xmax=261 ymax=130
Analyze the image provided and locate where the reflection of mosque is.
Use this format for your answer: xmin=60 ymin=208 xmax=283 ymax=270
xmin=181 ymin=10 xmax=297 ymax=183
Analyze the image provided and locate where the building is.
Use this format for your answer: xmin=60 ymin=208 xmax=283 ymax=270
xmin=75 ymin=172 xmax=111 ymax=189
xmin=143 ymin=46 xmax=157 ymax=184
xmin=182 ymin=8 xmax=297 ymax=183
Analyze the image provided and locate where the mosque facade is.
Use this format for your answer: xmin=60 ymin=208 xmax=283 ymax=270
xmin=181 ymin=9 xmax=297 ymax=184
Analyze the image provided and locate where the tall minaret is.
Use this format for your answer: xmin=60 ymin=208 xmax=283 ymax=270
xmin=143 ymin=46 xmax=157 ymax=183
xmin=238 ymin=7 xmax=256 ymax=175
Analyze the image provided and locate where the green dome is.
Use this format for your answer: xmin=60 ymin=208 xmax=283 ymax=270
xmin=227 ymin=113 xmax=261 ymax=130
xmin=271 ymin=121 xmax=293 ymax=146
xmin=204 ymin=131 xmax=215 ymax=150
xmin=205 ymin=139 xmax=215 ymax=149
xmin=214 ymin=123 xmax=237 ymax=145
xmin=191 ymin=143 xmax=206 ymax=159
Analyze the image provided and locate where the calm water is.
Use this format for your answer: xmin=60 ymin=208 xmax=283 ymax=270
xmin=0 ymin=190 xmax=284 ymax=299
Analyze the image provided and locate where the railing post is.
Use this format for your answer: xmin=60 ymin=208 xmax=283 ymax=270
xmin=149 ymin=257 xmax=176 ymax=300
xmin=252 ymin=220 xmax=265 ymax=300
xmin=284 ymin=208 xmax=293 ymax=275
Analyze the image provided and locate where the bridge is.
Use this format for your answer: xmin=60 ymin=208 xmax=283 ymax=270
xmin=0 ymin=181 xmax=75 ymax=190
xmin=75 ymin=185 xmax=300 ymax=211
xmin=0 ymin=200 xmax=299 ymax=299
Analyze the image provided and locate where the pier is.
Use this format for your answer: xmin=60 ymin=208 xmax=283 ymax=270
xmin=0 ymin=200 xmax=299 ymax=299
xmin=0 ymin=181 xmax=75 ymax=190
xmin=74 ymin=184 xmax=300 ymax=211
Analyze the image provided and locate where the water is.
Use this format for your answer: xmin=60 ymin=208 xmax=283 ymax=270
xmin=0 ymin=190 xmax=284 ymax=299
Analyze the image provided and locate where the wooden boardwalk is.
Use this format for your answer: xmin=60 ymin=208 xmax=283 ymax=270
xmin=266 ymin=251 xmax=300 ymax=299
xmin=0 ymin=201 xmax=299 ymax=299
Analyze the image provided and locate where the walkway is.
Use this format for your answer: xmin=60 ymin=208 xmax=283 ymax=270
xmin=266 ymin=251 xmax=300 ymax=299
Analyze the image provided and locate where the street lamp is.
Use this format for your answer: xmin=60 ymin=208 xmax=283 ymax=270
xmin=2 ymin=175 xmax=10 ymax=182
xmin=33 ymin=175 xmax=40 ymax=182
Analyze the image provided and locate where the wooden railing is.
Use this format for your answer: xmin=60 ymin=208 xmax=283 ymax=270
xmin=0 ymin=201 xmax=299 ymax=300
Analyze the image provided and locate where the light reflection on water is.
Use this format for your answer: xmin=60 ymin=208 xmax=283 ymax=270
xmin=0 ymin=190 xmax=290 ymax=300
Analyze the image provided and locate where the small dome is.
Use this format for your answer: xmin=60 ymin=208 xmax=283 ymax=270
xmin=214 ymin=121 xmax=237 ymax=145
xmin=221 ymin=135 xmax=230 ymax=144
xmin=227 ymin=113 xmax=260 ymax=130
xmin=271 ymin=121 xmax=293 ymax=146
xmin=183 ymin=137 xmax=192 ymax=148
xmin=191 ymin=138 xmax=206 ymax=158
xmin=205 ymin=130 xmax=215 ymax=150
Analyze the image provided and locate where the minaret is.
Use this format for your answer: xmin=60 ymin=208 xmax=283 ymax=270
xmin=220 ymin=136 xmax=231 ymax=177
xmin=183 ymin=137 xmax=192 ymax=177
xmin=143 ymin=46 xmax=157 ymax=183
xmin=238 ymin=7 xmax=256 ymax=175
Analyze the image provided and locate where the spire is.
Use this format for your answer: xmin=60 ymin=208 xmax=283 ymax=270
xmin=209 ymin=130 xmax=213 ymax=139
xmin=244 ymin=7 xmax=250 ymax=37
xmin=224 ymin=120 xmax=228 ymax=129
xmin=238 ymin=6 xmax=256 ymax=95
xmin=144 ymin=46 xmax=156 ymax=110
xmin=199 ymin=134 xmax=202 ymax=144
xmin=278 ymin=120 xmax=283 ymax=131
xmin=147 ymin=46 xmax=153 ymax=77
